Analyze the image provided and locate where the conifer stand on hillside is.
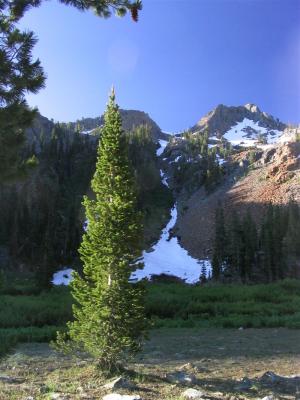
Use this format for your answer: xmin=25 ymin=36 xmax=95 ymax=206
xmin=56 ymin=89 xmax=147 ymax=375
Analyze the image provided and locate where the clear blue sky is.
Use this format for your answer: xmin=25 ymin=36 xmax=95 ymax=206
xmin=21 ymin=0 xmax=300 ymax=132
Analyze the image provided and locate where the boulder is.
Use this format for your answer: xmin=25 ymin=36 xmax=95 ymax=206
xmin=166 ymin=371 xmax=197 ymax=385
xmin=234 ymin=377 xmax=252 ymax=391
xmin=260 ymin=371 xmax=281 ymax=384
xmin=49 ymin=394 xmax=67 ymax=400
xmin=182 ymin=388 xmax=204 ymax=399
xmin=103 ymin=377 xmax=136 ymax=390
xmin=179 ymin=363 xmax=194 ymax=370
xmin=102 ymin=394 xmax=141 ymax=400
xmin=260 ymin=371 xmax=300 ymax=386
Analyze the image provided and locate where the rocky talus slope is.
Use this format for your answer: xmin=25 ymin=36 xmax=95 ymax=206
xmin=175 ymin=136 xmax=300 ymax=260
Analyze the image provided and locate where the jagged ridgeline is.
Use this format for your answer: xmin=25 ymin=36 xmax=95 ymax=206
xmin=0 ymin=111 xmax=172 ymax=283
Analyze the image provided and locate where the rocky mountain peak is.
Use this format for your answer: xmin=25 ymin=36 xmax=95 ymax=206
xmin=244 ymin=103 xmax=261 ymax=113
xmin=191 ymin=104 xmax=286 ymax=145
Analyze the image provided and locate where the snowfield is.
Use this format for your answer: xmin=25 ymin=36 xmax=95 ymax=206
xmin=223 ymin=118 xmax=283 ymax=147
xmin=131 ymin=205 xmax=211 ymax=283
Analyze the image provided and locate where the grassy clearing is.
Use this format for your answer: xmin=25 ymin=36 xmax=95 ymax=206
xmin=0 ymin=286 xmax=71 ymax=356
xmin=0 ymin=279 xmax=299 ymax=356
xmin=0 ymin=287 xmax=72 ymax=328
xmin=146 ymin=279 xmax=300 ymax=329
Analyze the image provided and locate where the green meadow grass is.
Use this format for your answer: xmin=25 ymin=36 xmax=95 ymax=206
xmin=0 ymin=279 xmax=299 ymax=355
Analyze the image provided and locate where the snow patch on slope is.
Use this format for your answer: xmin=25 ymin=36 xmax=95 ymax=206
xmin=216 ymin=154 xmax=226 ymax=165
xmin=160 ymin=169 xmax=169 ymax=187
xmin=156 ymin=139 xmax=168 ymax=156
xmin=52 ymin=268 xmax=73 ymax=285
xmin=224 ymin=118 xmax=283 ymax=147
xmin=80 ymin=129 xmax=94 ymax=135
xmin=277 ymin=128 xmax=299 ymax=144
xmin=132 ymin=206 xmax=212 ymax=283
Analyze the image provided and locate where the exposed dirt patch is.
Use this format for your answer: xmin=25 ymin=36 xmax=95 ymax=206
xmin=0 ymin=328 xmax=299 ymax=399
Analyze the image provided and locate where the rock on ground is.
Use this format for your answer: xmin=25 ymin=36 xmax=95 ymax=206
xmin=103 ymin=377 xmax=136 ymax=390
xmin=49 ymin=394 xmax=68 ymax=400
xmin=234 ymin=377 xmax=253 ymax=391
xmin=182 ymin=388 xmax=204 ymax=399
xmin=0 ymin=375 xmax=23 ymax=384
xmin=102 ymin=394 xmax=141 ymax=400
xmin=166 ymin=371 xmax=197 ymax=385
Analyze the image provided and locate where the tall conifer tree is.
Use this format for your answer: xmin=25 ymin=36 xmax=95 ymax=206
xmin=212 ymin=205 xmax=227 ymax=280
xmin=56 ymin=89 xmax=147 ymax=374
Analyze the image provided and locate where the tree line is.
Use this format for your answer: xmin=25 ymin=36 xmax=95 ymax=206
xmin=0 ymin=123 xmax=172 ymax=287
xmin=171 ymin=130 xmax=232 ymax=194
xmin=211 ymin=203 xmax=300 ymax=283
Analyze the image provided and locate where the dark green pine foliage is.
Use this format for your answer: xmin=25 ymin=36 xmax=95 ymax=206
xmin=283 ymin=201 xmax=300 ymax=277
xmin=286 ymin=201 xmax=300 ymax=256
xmin=212 ymin=205 xmax=227 ymax=280
xmin=0 ymin=123 xmax=95 ymax=282
xmin=259 ymin=204 xmax=288 ymax=282
xmin=57 ymin=90 xmax=147 ymax=374
xmin=242 ymin=211 xmax=257 ymax=282
xmin=204 ymin=148 xmax=223 ymax=193
xmin=259 ymin=217 xmax=272 ymax=282
xmin=211 ymin=203 xmax=300 ymax=284
xmin=200 ymin=263 xmax=207 ymax=284
xmin=272 ymin=205 xmax=288 ymax=279
xmin=172 ymin=130 xmax=225 ymax=194
xmin=0 ymin=6 xmax=45 ymax=180
xmin=262 ymin=205 xmax=276 ymax=281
